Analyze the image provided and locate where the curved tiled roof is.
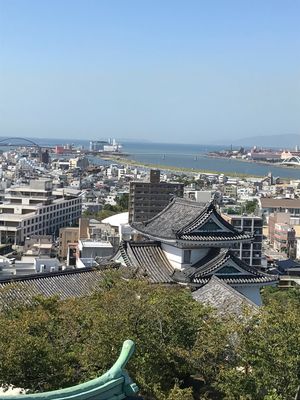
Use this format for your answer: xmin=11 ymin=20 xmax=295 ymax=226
xmin=179 ymin=232 xmax=252 ymax=241
xmin=183 ymin=248 xmax=278 ymax=285
xmin=118 ymin=241 xmax=175 ymax=284
xmin=0 ymin=269 xmax=106 ymax=305
xmin=117 ymin=240 xmax=277 ymax=287
xmin=192 ymin=276 xmax=259 ymax=315
xmin=132 ymin=198 xmax=252 ymax=243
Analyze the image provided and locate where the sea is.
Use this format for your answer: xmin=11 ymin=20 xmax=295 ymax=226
xmin=2 ymin=137 xmax=300 ymax=180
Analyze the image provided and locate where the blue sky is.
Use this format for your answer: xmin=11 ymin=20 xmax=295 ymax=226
xmin=0 ymin=0 xmax=299 ymax=143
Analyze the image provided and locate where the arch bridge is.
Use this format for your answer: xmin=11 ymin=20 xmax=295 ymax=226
xmin=281 ymin=156 xmax=300 ymax=166
xmin=0 ymin=137 xmax=41 ymax=149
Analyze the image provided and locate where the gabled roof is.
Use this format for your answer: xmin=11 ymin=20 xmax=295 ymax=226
xmin=132 ymin=198 xmax=253 ymax=243
xmin=117 ymin=241 xmax=175 ymax=284
xmin=181 ymin=248 xmax=278 ymax=285
xmin=192 ymin=276 xmax=259 ymax=315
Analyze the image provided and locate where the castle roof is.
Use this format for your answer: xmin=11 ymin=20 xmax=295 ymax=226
xmin=116 ymin=241 xmax=277 ymax=287
xmin=180 ymin=248 xmax=278 ymax=285
xmin=0 ymin=269 xmax=107 ymax=307
xmin=192 ymin=276 xmax=259 ymax=316
xmin=118 ymin=241 xmax=175 ymax=284
xmin=131 ymin=198 xmax=253 ymax=243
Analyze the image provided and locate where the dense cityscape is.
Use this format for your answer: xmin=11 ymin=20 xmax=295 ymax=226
xmin=1 ymin=0 xmax=299 ymax=398
xmin=0 ymin=136 xmax=298 ymax=398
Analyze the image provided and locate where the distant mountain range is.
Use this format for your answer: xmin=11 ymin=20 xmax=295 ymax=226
xmin=227 ymin=134 xmax=300 ymax=149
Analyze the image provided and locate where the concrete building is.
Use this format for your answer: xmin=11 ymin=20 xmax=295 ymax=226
xmin=59 ymin=227 xmax=79 ymax=259
xmin=0 ymin=256 xmax=61 ymax=279
xmin=268 ymin=212 xmax=291 ymax=245
xmin=102 ymin=212 xmax=132 ymax=242
xmin=69 ymin=157 xmax=89 ymax=170
xmin=89 ymin=141 xmax=107 ymax=152
xmin=78 ymin=240 xmax=113 ymax=258
xmin=0 ymin=179 xmax=82 ymax=245
xmin=259 ymin=198 xmax=300 ymax=219
xmin=184 ymin=190 xmax=215 ymax=203
xmin=129 ymin=169 xmax=184 ymax=223
xmin=223 ymin=185 xmax=237 ymax=199
xmin=273 ymin=223 xmax=295 ymax=252
xmin=222 ymin=214 xmax=263 ymax=267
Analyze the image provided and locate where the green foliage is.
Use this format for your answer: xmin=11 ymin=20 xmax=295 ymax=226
xmin=0 ymin=275 xmax=212 ymax=399
xmin=242 ymin=200 xmax=258 ymax=214
xmin=263 ymin=390 xmax=284 ymax=400
xmin=164 ymin=384 xmax=194 ymax=400
xmin=78 ymin=278 xmax=208 ymax=398
xmin=115 ymin=193 xmax=129 ymax=210
xmin=215 ymin=289 xmax=300 ymax=400
xmin=0 ymin=276 xmax=299 ymax=400
xmin=0 ymin=296 xmax=85 ymax=392
xmin=82 ymin=194 xmax=128 ymax=221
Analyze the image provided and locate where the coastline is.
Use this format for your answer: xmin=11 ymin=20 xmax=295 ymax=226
xmin=207 ymin=154 xmax=300 ymax=170
xmin=100 ymin=154 xmax=262 ymax=179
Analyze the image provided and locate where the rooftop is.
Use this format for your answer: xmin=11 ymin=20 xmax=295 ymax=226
xmin=260 ymin=197 xmax=300 ymax=208
xmin=102 ymin=212 xmax=129 ymax=227
xmin=118 ymin=241 xmax=175 ymax=284
xmin=79 ymin=240 xmax=113 ymax=248
xmin=192 ymin=276 xmax=258 ymax=316
xmin=132 ymin=198 xmax=252 ymax=243
xmin=0 ymin=269 xmax=105 ymax=304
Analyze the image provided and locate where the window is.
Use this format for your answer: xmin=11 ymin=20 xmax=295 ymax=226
xmin=183 ymin=250 xmax=191 ymax=264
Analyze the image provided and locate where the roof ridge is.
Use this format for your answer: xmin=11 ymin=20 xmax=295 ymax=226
xmin=0 ymin=267 xmax=101 ymax=284
xmin=226 ymin=251 xmax=273 ymax=277
xmin=177 ymin=203 xmax=212 ymax=235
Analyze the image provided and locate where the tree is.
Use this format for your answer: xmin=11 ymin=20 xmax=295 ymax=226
xmin=0 ymin=277 xmax=299 ymax=400
xmin=243 ymin=199 xmax=258 ymax=214
xmin=115 ymin=193 xmax=129 ymax=211
xmin=0 ymin=274 xmax=214 ymax=399
xmin=76 ymin=277 xmax=207 ymax=398
xmin=0 ymin=295 xmax=86 ymax=392
xmin=215 ymin=288 xmax=300 ymax=400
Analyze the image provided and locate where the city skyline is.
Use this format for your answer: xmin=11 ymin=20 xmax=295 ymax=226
xmin=1 ymin=0 xmax=299 ymax=143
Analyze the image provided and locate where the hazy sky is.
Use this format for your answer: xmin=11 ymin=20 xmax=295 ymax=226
xmin=0 ymin=0 xmax=299 ymax=143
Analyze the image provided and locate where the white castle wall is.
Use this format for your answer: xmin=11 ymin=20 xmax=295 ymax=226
xmin=161 ymin=243 xmax=210 ymax=270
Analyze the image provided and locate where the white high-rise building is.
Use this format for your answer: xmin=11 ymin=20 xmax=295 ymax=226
xmin=0 ymin=179 xmax=82 ymax=245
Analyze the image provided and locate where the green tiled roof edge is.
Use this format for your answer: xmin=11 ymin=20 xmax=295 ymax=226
xmin=0 ymin=340 xmax=138 ymax=400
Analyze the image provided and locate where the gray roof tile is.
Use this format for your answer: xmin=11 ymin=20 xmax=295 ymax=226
xmin=132 ymin=198 xmax=253 ymax=242
xmin=0 ymin=269 xmax=105 ymax=305
xmin=192 ymin=276 xmax=259 ymax=316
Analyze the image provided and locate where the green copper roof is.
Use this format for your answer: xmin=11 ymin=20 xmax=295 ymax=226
xmin=1 ymin=340 xmax=138 ymax=400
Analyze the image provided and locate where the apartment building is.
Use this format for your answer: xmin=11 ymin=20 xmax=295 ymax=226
xmin=268 ymin=212 xmax=290 ymax=245
xmin=273 ymin=223 xmax=295 ymax=252
xmin=259 ymin=197 xmax=300 ymax=219
xmin=0 ymin=179 xmax=82 ymax=245
xmin=129 ymin=169 xmax=184 ymax=223
xmin=222 ymin=214 xmax=263 ymax=267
